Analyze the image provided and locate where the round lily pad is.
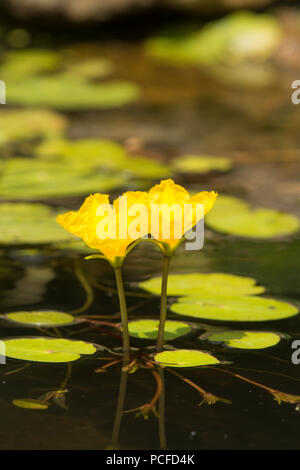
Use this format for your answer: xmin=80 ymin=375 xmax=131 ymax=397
xmin=0 ymin=109 xmax=67 ymax=145
xmin=0 ymin=49 xmax=61 ymax=81
xmin=34 ymin=138 xmax=171 ymax=180
xmin=172 ymin=155 xmax=232 ymax=174
xmin=139 ymin=272 xmax=265 ymax=298
xmin=7 ymin=75 xmax=140 ymax=110
xmin=203 ymin=330 xmax=281 ymax=349
xmin=0 ymin=159 xmax=125 ymax=199
xmin=3 ymin=311 xmax=76 ymax=327
xmin=146 ymin=12 xmax=282 ymax=67
xmin=154 ymin=349 xmax=220 ymax=368
xmin=2 ymin=337 xmax=97 ymax=363
xmin=171 ymin=296 xmax=299 ymax=322
xmin=12 ymin=399 xmax=49 ymax=410
xmin=206 ymin=195 xmax=300 ymax=239
xmin=127 ymin=319 xmax=192 ymax=340
xmin=0 ymin=203 xmax=76 ymax=245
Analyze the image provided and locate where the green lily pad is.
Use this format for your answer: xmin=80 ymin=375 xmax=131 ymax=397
xmin=206 ymin=195 xmax=300 ymax=239
xmin=2 ymin=337 xmax=97 ymax=363
xmin=127 ymin=319 xmax=192 ymax=340
xmin=3 ymin=311 xmax=76 ymax=327
xmin=154 ymin=349 xmax=220 ymax=368
xmin=203 ymin=330 xmax=281 ymax=349
xmin=0 ymin=49 xmax=61 ymax=81
xmin=35 ymin=138 xmax=127 ymax=168
xmin=0 ymin=203 xmax=76 ymax=245
xmin=12 ymin=399 xmax=49 ymax=410
xmin=147 ymin=11 xmax=282 ymax=67
xmin=34 ymin=138 xmax=171 ymax=180
xmin=65 ymin=57 xmax=113 ymax=80
xmin=172 ymin=155 xmax=232 ymax=174
xmin=7 ymin=75 xmax=140 ymax=110
xmin=0 ymin=159 xmax=125 ymax=199
xmin=139 ymin=273 xmax=265 ymax=298
xmin=0 ymin=109 xmax=67 ymax=145
xmin=171 ymin=296 xmax=299 ymax=322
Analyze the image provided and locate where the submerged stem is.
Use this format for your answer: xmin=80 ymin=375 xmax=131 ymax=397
xmin=157 ymin=255 xmax=171 ymax=351
xmin=111 ymin=369 xmax=128 ymax=447
xmin=114 ymin=267 xmax=130 ymax=362
xmin=71 ymin=258 xmax=94 ymax=314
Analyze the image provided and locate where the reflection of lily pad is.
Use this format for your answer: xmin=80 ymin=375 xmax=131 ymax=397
xmin=127 ymin=319 xmax=192 ymax=340
xmin=0 ymin=203 xmax=74 ymax=245
xmin=203 ymin=330 xmax=281 ymax=349
xmin=172 ymin=155 xmax=232 ymax=174
xmin=3 ymin=337 xmax=97 ymax=363
xmin=7 ymin=75 xmax=140 ymax=110
xmin=4 ymin=311 xmax=75 ymax=327
xmin=154 ymin=349 xmax=220 ymax=368
xmin=206 ymin=195 xmax=300 ymax=239
xmin=139 ymin=273 xmax=265 ymax=297
xmin=0 ymin=109 xmax=67 ymax=145
xmin=171 ymin=296 xmax=299 ymax=322
xmin=0 ymin=159 xmax=125 ymax=199
xmin=147 ymin=12 xmax=282 ymax=67
xmin=12 ymin=399 xmax=49 ymax=410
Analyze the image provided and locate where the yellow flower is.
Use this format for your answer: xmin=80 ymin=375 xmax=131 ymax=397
xmin=148 ymin=179 xmax=217 ymax=254
xmin=57 ymin=191 xmax=149 ymax=266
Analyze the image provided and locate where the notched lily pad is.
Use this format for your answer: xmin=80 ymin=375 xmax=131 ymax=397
xmin=2 ymin=337 xmax=97 ymax=363
xmin=154 ymin=349 xmax=220 ymax=368
xmin=206 ymin=195 xmax=300 ymax=239
xmin=0 ymin=159 xmax=125 ymax=199
xmin=127 ymin=319 xmax=192 ymax=340
xmin=0 ymin=109 xmax=67 ymax=145
xmin=12 ymin=398 xmax=49 ymax=410
xmin=3 ymin=311 xmax=76 ymax=327
xmin=202 ymin=330 xmax=282 ymax=349
xmin=171 ymin=296 xmax=299 ymax=322
xmin=172 ymin=155 xmax=232 ymax=174
xmin=0 ymin=203 xmax=75 ymax=245
xmin=139 ymin=272 xmax=265 ymax=297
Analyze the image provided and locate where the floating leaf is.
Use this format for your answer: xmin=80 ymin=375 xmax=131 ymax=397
xmin=12 ymin=399 xmax=49 ymax=410
xmin=0 ymin=203 xmax=76 ymax=245
xmin=2 ymin=337 xmax=97 ymax=363
xmin=171 ymin=296 xmax=299 ymax=322
xmin=3 ymin=311 xmax=76 ymax=327
xmin=127 ymin=319 xmax=192 ymax=340
xmin=0 ymin=109 xmax=67 ymax=145
xmin=0 ymin=49 xmax=61 ymax=81
xmin=7 ymin=75 xmax=140 ymax=110
xmin=172 ymin=155 xmax=232 ymax=174
xmin=154 ymin=349 xmax=220 ymax=368
xmin=0 ymin=159 xmax=125 ymax=199
xmin=139 ymin=273 xmax=265 ymax=298
xmin=35 ymin=138 xmax=171 ymax=180
xmin=146 ymin=12 xmax=282 ymax=67
xmin=206 ymin=195 xmax=300 ymax=239
xmin=65 ymin=57 xmax=113 ymax=80
xmin=203 ymin=330 xmax=281 ymax=349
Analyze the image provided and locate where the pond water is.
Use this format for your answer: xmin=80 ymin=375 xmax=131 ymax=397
xmin=1 ymin=19 xmax=300 ymax=450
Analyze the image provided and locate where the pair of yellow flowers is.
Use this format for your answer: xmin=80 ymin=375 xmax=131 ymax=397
xmin=57 ymin=179 xmax=217 ymax=266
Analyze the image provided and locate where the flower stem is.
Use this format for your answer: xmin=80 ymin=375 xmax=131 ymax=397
xmin=114 ymin=267 xmax=130 ymax=361
xmin=157 ymin=255 xmax=171 ymax=351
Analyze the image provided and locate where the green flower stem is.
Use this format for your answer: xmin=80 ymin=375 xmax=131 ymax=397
xmin=111 ymin=369 xmax=128 ymax=447
xmin=114 ymin=267 xmax=130 ymax=361
xmin=157 ymin=255 xmax=171 ymax=351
